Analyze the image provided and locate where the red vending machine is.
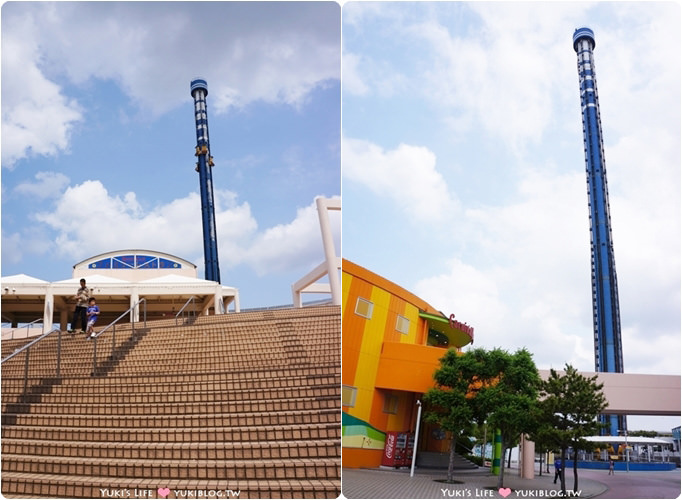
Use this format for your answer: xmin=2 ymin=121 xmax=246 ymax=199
xmin=401 ymin=432 xmax=415 ymax=467
xmin=382 ymin=432 xmax=415 ymax=468
xmin=382 ymin=432 xmax=402 ymax=467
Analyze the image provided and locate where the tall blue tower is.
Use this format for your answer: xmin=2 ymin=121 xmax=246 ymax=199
xmin=191 ymin=78 xmax=221 ymax=283
xmin=573 ymin=27 xmax=625 ymax=435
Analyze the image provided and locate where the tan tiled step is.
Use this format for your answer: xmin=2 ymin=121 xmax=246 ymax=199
xmin=1 ymin=307 xmax=340 ymax=499
xmin=1 ymin=423 xmax=340 ymax=443
xmin=2 ymin=455 xmax=340 ymax=480
xmin=3 ymin=342 xmax=338 ymax=367
xmin=1 ymin=337 xmax=339 ymax=368
xmin=1 ymin=327 xmax=337 ymax=355
xmin=2 ymin=365 xmax=340 ymax=387
xmin=2 ymin=395 xmax=339 ymax=416
xmin=1 ymin=472 xmax=340 ymax=499
xmin=2 ymin=385 xmax=338 ymax=405
xmin=2 ymin=438 xmax=339 ymax=461
xmin=3 ymin=360 xmax=336 ymax=378
xmin=2 ymin=374 xmax=339 ymax=395
xmin=2 ymin=408 xmax=339 ymax=428
xmin=3 ymin=350 xmax=303 ymax=368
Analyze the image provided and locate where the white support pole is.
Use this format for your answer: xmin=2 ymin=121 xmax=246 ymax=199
xmin=316 ymin=197 xmax=341 ymax=306
xmin=215 ymin=286 xmax=224 ymax=315
xmin=130 ymin=289 xmax=140 ymax=323
xmin=43 ymin=286 xmax=54 ymax=333
xmin=410 ymin=400 xmax=423 ymax=477
xmin=292 ymin=285 xmax=303 ymax=308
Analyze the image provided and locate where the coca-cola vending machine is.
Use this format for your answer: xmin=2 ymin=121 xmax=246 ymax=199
xmin=382 ymin=432 xmax=414 ymax=468
xmin=402 ymin=432 xmax=415 ymax=467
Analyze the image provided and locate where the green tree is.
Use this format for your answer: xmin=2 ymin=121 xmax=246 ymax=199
xmin=630 ymin=430 xmax=658 ymax=438
xmin=539 ymin=364 xmax=607 ymax=495
xmin=477 ymin=348 xmax=541 ymax=489
xmin=423 ymin=348 xmax=490 ymax=482
xmin=424 ymin=347 xmax=541 ymax=487
xmin=529 ymin=424 xmax=556 ymax=477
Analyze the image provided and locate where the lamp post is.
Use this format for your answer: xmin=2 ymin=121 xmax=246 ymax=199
xmin=482 ymin=420 xmax=487 ymax=465
xmin=619 ymin=430 xmax=629 ymax=472
xmin=410 ymin=400 xmax=423 ymax=478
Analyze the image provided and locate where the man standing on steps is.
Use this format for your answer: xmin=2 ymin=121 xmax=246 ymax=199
xmin=69 ymin=278 xmax=89 ymax=334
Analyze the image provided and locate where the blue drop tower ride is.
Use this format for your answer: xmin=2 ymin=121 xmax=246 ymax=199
xmin=191 ymin=78 xmax=221 ymax=283
xmin=573 ymin=27 xmax=626 ymax=435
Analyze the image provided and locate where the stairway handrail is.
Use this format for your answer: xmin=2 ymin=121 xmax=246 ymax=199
xmin=1 ymin=326 xmax=61 ymax=364
xmin=91 ymin=298 xmax=147 ymax=340
xmin=175 ymin=296 xmax=196 ymax=326
xmin=91 ymin=298 xmax=146 ymax=376
xmin=1 ymin=326 xmax=63 ymax=399
xmin=1 ymin=317 xmax=44 ymax=340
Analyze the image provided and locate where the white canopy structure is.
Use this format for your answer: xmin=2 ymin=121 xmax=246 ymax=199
xmin=583 ymin=436 xmax=672 ymax=445
xmin=2 ymin=250 xmax=239 ymax=333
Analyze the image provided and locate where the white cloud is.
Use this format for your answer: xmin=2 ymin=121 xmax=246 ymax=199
xmin=1 ymin=17 xmax=83 ymax=168
xmin=30 ymin=180 xmax=335 ymax=280
xmin=621 ymin=328 xmax=681 ymax=376
xmin=412 ymin=159 xmax=680 ymax=374
xmin=33 ymin=180 xmax=256 ymax=265
xmin=1 ymin=226 xmax=54 ymax=267
xmin=1 ymin=232 xmax=23 ymax=265
xmin=412 ymin=166 xmax=599 ymax=370
xmin=410 ymin=15 xmax=573 ymax=152
xmin=14 ymin=172 xmax=71 ymax=199
xmin=245 ymin=196 xmax=340 ymax=276
xmin=342 ymin=3 xmax=592 ymax=153
xmin=342 ymin=52 xmax=369 ymax=97
xmin=1 ymin=2 xmax=340 ymax=166
xmin=341 ymin=52 xmax=408 ymax=99
xmin=343 ymin=137 xmax=458 ymax=223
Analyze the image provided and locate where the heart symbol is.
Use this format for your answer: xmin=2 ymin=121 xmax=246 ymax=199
xmin=498 ymin=488 xmax=512 ymax=498
xmin=158 ymin=488 xmax=171 ymax=498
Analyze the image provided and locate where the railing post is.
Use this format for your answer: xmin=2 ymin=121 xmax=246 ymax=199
xmin=92 ymin=337 xmax=97 ymax=377
xmin=23 ymin=348 xmax=30 ymax=403
xmin=112 ymin=324 xmax=116 ymax=360
xmin=56 ymin=329 xmax=62 ymax=379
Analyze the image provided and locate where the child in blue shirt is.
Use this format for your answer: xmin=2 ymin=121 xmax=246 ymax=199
xmin=85 ymin=297 xmax=100 ymax=339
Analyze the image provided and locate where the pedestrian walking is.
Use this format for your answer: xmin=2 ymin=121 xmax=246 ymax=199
xmin=608 ymin=459 xmax=615 ymax=475
xmin=85 ymin=297 xmax=100 ymax=339
xmin=69 ymin=278 xmax=89 ymax=334
xmin=553 ymin=457 xmax=562 ymax=484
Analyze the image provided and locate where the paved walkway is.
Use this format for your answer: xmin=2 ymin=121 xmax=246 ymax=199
xmin=343 ymin=466 xmax=608 ymax=499
xmin=574 ymin=468 xmax=680 ymax=499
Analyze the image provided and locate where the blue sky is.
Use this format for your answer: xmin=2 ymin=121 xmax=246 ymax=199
xmin=343 ymin=2 xmax=680 ymax=431
xmin=1 ymin=1 xmax=340 ymax=309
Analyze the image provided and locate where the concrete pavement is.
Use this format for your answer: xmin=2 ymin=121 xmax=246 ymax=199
xmin=572 ymin=469 xmax=680 ymax=499
xmin=341 ymin=465 xmax=622 ymax=499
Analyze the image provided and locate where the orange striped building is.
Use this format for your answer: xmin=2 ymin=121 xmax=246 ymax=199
xmin=342 ymin=259 xmax=474 ymax=468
